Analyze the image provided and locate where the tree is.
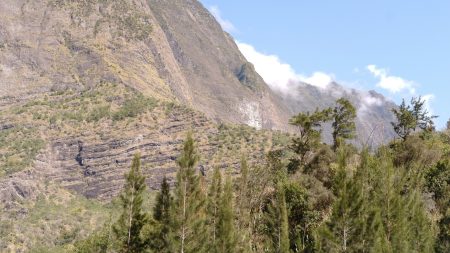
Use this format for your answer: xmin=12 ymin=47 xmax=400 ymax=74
xmin=150 ymin=176 xmax=174 ymax=253
xmin=288 ymin=108 xmax=332 ymax=172
xmin=447 ymin=119 xmax=450 ymax=130
xmin=391 ymin=97 xmax=437 ymax=141
xmin=172 ymin=133 xmax=207 ymax=253
xmin=216 ymin=174 xmax=238 ymax=253
xmin=265 ymin=182 xmax=290 ymax=253
xmin=235 ymin=158 xmax=253 ymax=253
xmin=113 ymin=153 xmax=149 ymax=253
xmin=332 ymin=98 xmax=356 ymax=151
xmin=370 ymin=148 xmax=436 ymax=252
xmin=283 ymin=181 xmax=318 ymax=253
xmin=74 ymin=222 xmax=112 ymax=253
xmin=315 ymin=149 xmax=367 ymax=252
xmin=426 ymin=160 xmax=450 ymax=252
xmin=206 ymin=167 xmax=222 ymax=251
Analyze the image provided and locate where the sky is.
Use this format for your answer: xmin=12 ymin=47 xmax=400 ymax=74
xmin=199 ymin=0 xmax=450 ymax=129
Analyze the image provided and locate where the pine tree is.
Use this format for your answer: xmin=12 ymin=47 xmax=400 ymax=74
xmin=236 ymin=158 xmax=253 ymax=253
xmin=332 ymin=98 xmax=356 ymax=151
xmin=278 ymin=183 xmax=290 ymax=253
xmin=315 ymin=149 xmax=367 ymax=253
xmin=265 ymin=182 xmax=290 ymax=253
xmin=172 ymin=133 xmax=207 ymax=253
xmin=150 ymin=176 xmax=174 ymax=253
xmin=283 ymin=181 xmax=315 ymax=252
xmin=113 ymin=153 xmax=149 ymax=253
xmin=206 ymin=167 xmax=222 ymax=252
xmin=216 ymin=174 xmax=238 ymax=253
xmin=370 ymin=148 xmax=436 ymax=253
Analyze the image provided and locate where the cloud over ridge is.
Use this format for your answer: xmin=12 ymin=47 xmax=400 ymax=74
xmin=236 ymin=42 xmax=334 ymax=93
xmin=367 ymin=65 xmax=416 ymax=94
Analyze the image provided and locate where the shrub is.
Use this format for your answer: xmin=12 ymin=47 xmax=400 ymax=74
xmin=112 ymin=95 xmax=157 ymax=121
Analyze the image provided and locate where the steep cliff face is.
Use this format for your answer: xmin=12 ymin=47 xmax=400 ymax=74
xmin=0 ymin=0 xmax=290 ymax=131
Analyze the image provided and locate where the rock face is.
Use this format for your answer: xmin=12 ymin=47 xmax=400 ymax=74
xmin=45 ymin=108 xmax=219 ymax=200
xmin=0 ymin=0 xmax=290 ymax=131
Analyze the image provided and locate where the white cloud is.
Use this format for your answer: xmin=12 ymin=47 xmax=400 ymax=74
xmin=358 ymin=92 xmax=383 ymax=116
xmin=209 ymin=6 xmax=236 ymax=33
xmin=237 ymin=42 xmax=334 ymax=93
xmin=367 ymin=65 xmax=416 ymax=94
xmin=303 ymin=72 xmax=334 ymax=89
xmin=422 ymin=94 xmax=435 ymax=115
xmin=364 ymin=95 xmax=383 ymax=107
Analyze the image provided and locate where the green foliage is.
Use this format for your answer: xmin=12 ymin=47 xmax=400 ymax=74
xmin=87 ymin=105 xmax=111 ymax=122
xmin=0 ymin=188 xmax=111 ymax=251
xmin=206 ymin=167 xmax=222 ymax=251
xmin=235 ymin=158 xmax=253 ymax=253
xmin=289 ymin=108 xmax=332 ymax=173
xmin=149 ymin=176 xmax=174 ymax=253
xmin=426 ymin=160 xmax=450 ymax=206
xmin=332 ymin=98 xmax=356 ymax=151
xmin=6 ymin=89 xmax=449 ymax=253
xmin=0 ymin=127 xmax=45 ymax=176
xmin=315 ymin=149 xmax=367 ymax=252
xmin=73 ymin=224 xmax=112 ymax=253
xmin=283 ymin=181 xmax=319 ymax=252
xmin=113 ymin=153 xmax=150 ymax=253
xmin=216 ymin=174 xmax=238 ymax=253
xmin=391 ymin=97 xmax=437 ymax=140
xmin=113 ymin=95 xmax=157 ymax=121
xmin=315 ymin=147 xmax=437 ymax=252
xmin=391 ymin=134 xmax=442 ymax=169
xmin=436 ymin=216 xmax=450 ymax=253
xmin=426 ymin=160 xmax=450 ymax=252
xmin=303 ymin=145 xmax=336 ymax=188
xmin=172 ymin=133 xmax=208 ymax=253
xmin=264 ymin=182 xmax=290 ymax=253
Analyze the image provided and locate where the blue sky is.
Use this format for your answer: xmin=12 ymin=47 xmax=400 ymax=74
xmin=199 ymin=0 xmax=450 ymax=129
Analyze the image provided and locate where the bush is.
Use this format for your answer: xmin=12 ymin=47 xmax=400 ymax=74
xmin=87 ymin=105 xmax=111 ymax=122
xmin=0 ymin=127 xmax=45 ymax=176
xmin=112 ymin=95 xmax=157 ymax=121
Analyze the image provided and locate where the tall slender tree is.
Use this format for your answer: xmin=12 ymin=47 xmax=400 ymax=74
xmin=150 ymin=176 xmax=174 ymax=252
xmin=235 ymin=158 xmax=253 ymax=253
xmin=172 ymin=133 xmax=207 ymax=253
xmin=216 ymin=174 xmax=238 ymax=253
xmin=315 ymin=149 xmax=368 ymax=253
xmin=113 ymin=153 xmax=149 ymax=253
xmin=265 ymin=182 xmax=290 ymax=253
xmin=206 ymin=167 xmax=222 ymax=252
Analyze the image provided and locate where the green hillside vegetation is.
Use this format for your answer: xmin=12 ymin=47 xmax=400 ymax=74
xmin=0 ymin=82 xmax=293 ymax=251
xmin=29 ymin=96 xmax=447 ymax=252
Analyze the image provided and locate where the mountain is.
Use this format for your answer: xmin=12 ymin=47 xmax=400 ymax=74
xmin=0 ymin=0 xmax=397 ymax=250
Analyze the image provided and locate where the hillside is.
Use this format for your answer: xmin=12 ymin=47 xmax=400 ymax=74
xmin=0 ymin=0 xmax=404 ymax=251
